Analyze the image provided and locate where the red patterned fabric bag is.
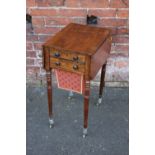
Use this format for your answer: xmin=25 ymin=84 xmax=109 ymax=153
xmin=55 ymin=69 xmax=85 ymax=94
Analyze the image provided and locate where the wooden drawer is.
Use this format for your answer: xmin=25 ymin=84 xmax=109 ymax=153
xmin=50 ymin=49 xmax=85 ymax=64
xmin=50 ymin=57 xmax=85 ymax=74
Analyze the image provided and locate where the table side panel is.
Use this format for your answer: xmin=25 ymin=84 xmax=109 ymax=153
xmin=90 ymin=36 xmax=112 ymax=80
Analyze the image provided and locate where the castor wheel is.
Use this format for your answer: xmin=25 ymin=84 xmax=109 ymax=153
xmin=49 ymin=124 xmax=54 ymax=128
xmin=49 ymin=118 xmax=54 ymax=128
xmin=82 ymin=128 xmax=88 ymax=138
xmin=68 ymin=91 xmax=74 ymax=99
xmin=83 ymin=135 xmax=86 ymax=138
xmin=96 ymin=97 xmax=102 ymax=106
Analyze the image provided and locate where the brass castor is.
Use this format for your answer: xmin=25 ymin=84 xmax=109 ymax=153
xmin=82 ymin=128 xmax=88 ymax=138
xmin=68 ymin=91 xmax=74 ymax=99
xmin=49 ymin=118 xmax=54 ymax=128
xmin=96 ymin=97 xmax=102 ymax=106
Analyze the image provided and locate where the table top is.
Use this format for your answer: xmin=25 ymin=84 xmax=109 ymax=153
xmin=44 ymin=23 xmax=111 ymax=56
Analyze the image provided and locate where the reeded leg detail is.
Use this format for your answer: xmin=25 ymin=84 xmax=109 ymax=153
xmin=68 ymin=91 xmax=74 ymax=99
xmin=83 ymin=128 xmax=88 ymax=138
xmin=83 ymin=80 xmax=90 ymax=138
xmin=46 ymin=70 xmax=54 ymax=128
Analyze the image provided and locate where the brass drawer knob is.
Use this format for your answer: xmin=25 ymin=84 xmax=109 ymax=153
xmin=55 ymin=62 xmax=61 ymax=66
xmin=73 ymin=65 xmax=78 ymax=70
xmin=54 ymin=52 xmax=60 ymax=57
xmin=73 ymin=56 xmax=79 ymax=61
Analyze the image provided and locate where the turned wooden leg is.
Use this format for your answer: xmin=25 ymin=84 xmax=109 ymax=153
xmin=83 ymin=80 xmax=90 ymax=138
xmin=97 ymin=63 xmax=106 ymax=106
xmin=46 ymin=69 xmax=54 ymax=128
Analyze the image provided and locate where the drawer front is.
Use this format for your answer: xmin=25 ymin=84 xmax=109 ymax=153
xmin=50 ymin=49 xmax=85 ymax=64
xmin=50 ymin=57 xmax=85 ymax=74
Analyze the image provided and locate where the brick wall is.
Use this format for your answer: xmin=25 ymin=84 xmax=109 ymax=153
xmin=26 ymin=0 xmax=129 ymax=87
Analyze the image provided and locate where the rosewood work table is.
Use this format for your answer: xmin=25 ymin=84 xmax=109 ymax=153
xmin=43 ymin=23 xmax=112 ymax=137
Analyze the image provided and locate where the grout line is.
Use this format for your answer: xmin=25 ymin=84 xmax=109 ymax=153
xmin=32 ymin=16 xmax=128 ymax=19
xmin=28 ymin=7 xmax=128 ymax=10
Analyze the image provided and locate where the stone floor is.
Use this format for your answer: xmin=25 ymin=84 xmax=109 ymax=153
xmin=26 ymin=85 xmax=129 ymax=155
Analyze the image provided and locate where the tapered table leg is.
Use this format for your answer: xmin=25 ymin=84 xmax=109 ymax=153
xmin=83 ymin=80 xmax=90 ymax=138
xmin=46 ymin=69 xmax=54 ymax=128
xmin=96 ymin=63 xmax=106 ymax=106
